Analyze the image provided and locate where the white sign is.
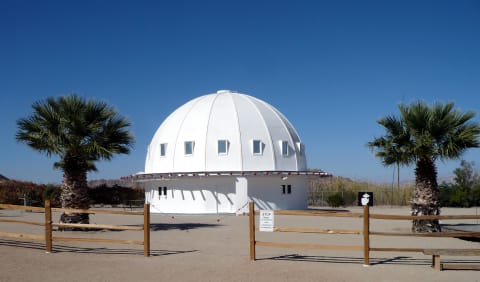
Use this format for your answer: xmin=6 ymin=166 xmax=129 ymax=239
xmin=259 ymin=210 xmax=274 ymax=232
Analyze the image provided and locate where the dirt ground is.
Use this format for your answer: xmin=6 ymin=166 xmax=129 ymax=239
xmin=1 ymin=206 xmax=479 ymax=282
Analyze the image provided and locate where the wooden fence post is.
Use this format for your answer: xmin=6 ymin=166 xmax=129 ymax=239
xmin=44 ymin=199 xmax=52 ymax=253
xmin=249 ymin=202 xmax=256 ymax=261
xmin=363 ymin=205 xmax=370 ymax=266
xmin=144 ymin=203 xmax=150 ymax=257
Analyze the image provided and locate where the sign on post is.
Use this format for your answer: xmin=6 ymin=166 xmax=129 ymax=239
xmin=259 ymin=210 xmax=274 ymax=232
xmin=358 ymin=192 xmax=374 ymax=206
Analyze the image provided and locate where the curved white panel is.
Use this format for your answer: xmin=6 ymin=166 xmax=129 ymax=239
xmin=145 ymin=90 xmax=307 ymax=173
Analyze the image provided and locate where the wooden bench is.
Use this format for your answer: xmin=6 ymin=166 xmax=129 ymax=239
xmin=422 ymin=249 xmax=480 ymax=271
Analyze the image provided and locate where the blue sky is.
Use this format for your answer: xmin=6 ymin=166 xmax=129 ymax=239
xmin=1 ymin=0 xmax=479 ymax=184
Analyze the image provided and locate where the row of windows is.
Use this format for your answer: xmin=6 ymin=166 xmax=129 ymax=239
xmin=159 ymin=140 xmax=304 ymax=157
xmin=157 ymin=185 xmax=294 ymax=199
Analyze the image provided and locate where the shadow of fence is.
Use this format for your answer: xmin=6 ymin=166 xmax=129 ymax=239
xmin=259 ymin=254 xmax=480 ymax=266
xmin=0 ymin=238 xmax=196 ymax=257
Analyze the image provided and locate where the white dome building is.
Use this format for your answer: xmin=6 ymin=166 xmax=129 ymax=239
xmin=131 ymin=90 xmax=329 ymax=214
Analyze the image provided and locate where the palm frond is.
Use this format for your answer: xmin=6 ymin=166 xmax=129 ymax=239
xmin=16 ymin=94 xmax=134 ymax=172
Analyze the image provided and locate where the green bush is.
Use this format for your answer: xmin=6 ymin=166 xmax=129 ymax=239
xmin=0 ymin=180 xmax=47 ymax=206
xmin=0 ymin=180 xmax=144 ymax=207
xmin=327 ymin=192 xmax=346 ymax=207
xmin=439 ymin=180 xmax=480 ymax=208
xmin=43 ymin=184 xmax=62 ymax=207
xmin=343 ymin=190 xmax=357 ymax=206
xmin=88 ymin=184 xmax=144 ymax=206
xmin=471 ymin=185 xmax=480 ymax=206
xmin=439 ymin=183 xmax=453 ymax=207
xmin=449 ymin=187 xmax=471 ymax=207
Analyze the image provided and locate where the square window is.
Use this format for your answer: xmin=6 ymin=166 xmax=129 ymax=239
xmin=253 ymin=140 xmax=263 ymax=155
xmin=281 ymin=141 xmax=289 ymax=156
xmin=185 ymin=141 xmax=194 ymax=155
xmin=218 ymin=140 xmax=228 ymax=154
xmin=160 ymin=143 xmax=167 ymax=157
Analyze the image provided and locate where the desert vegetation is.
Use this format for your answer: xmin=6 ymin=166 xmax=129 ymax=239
xmin=309 ymin=177 xmax=414 ymax=207
xmin=439 ymin=160 xmax=480 ymax=207
xmin=0 ymin=179 xmax=144 ymax=208
xmin=309 ymin=160 xmax=480 ymax=209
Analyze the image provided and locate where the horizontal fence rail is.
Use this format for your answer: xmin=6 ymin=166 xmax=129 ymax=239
xmin=0 ymin=218 xmax=45 ymax=226
xmin=0 ymin=204 xmax=45 ymax=212
xmin=370 ymin=231 xmax=480 ymax=237
xmin=52 ymin=223 xmax=144 ymax=231
xmin=51 ymin=207 xmax=144 ymax=216
xmin=271 ymin=227 xmax=362 ymax=235
xmin=369 ymin=214 xmax=480 ymax=220
xmin=52 ymin=236 xmax=144 ymax=245
xmin=271 ymin=210 xmax=364 ymax=217
xmin=249 ymin=202 xmax=480 ymax=268
xmin=0 ymin=200 xmax=150 ymax=256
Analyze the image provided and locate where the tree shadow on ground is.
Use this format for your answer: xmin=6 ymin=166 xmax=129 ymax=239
xmin=456 ymin=236 xmax=480 ymax=243
xmin=0 ymin=239 xmax=196 ymax=257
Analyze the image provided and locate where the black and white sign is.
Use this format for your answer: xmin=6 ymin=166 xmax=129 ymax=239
xmin=358 ymin=192 xmax=373 ymax=206
xmin=259 ymin=210 xmax=274 ymax=232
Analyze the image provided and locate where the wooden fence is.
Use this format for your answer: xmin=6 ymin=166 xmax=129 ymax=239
xmin=249 ymin=202 xmax=480 ymax=266
xmin=0 ymin=200 xmax=150 ymax=256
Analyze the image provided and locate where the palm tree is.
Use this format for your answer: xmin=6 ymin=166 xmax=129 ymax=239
xmin=367 ymin=116 xmax=411 ymax=196
xmin=368 ymin=101 xmax=480 ymax=232
xmin=16 ymin=94 xmax=134 ymax=224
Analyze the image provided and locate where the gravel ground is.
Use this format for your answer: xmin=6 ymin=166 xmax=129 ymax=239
xmin=0 ymin=206 xmax=479 ymax=282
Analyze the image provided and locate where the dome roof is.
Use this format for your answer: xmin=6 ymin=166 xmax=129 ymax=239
xmin=145 ymin=90 xmax=307 ymax=173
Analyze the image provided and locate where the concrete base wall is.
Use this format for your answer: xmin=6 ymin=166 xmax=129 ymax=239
xmin=144 ymin=175 xmax=307 ymax=214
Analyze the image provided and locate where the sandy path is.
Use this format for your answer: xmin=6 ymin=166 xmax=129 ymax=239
xmin=1 ymin=207 xmax=479 ymax=282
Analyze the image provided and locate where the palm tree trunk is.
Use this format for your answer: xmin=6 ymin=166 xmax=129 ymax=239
xmin=411 ymin=157 xmax=441 ymax=232
xmin=59 ymin=166 xmax=90 ymax=226
xmin=397 ymin=162 xmax=400 ymax=193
